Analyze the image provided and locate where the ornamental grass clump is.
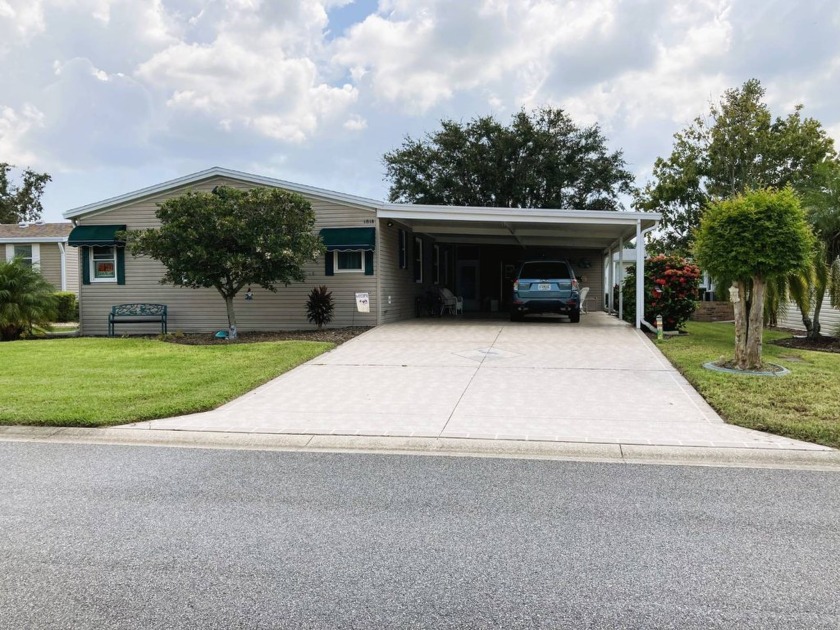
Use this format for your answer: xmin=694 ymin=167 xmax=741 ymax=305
xmin=306 ymin=285 xmax=334 ymax=330
xmin=621 ymin=254 xmax=701 ymax=331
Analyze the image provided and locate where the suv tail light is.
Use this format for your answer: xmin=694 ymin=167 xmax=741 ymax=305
xmin=513 ymin=279 xmax=519 ymax=291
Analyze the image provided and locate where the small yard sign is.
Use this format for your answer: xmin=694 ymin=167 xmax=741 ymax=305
xmin=355 ymin=292 xmax=370 ymax=313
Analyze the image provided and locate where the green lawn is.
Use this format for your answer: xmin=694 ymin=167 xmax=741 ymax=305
xmin=0 ymin=338 xmax=332 ymax=426
xmin=656 ymin=322 xmax=840 ymax=448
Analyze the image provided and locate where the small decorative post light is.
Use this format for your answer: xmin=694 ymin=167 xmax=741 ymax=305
xmin=245 ymin=287 xmax=254 ymax=301
xmin=656 ymin=314 xmax=664 ymax=341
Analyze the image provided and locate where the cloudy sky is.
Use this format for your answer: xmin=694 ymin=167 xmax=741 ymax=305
xmin=1 ymin=0 xmax=839 ymax=222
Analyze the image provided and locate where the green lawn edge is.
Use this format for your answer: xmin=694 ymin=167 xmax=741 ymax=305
xmin=0 ymin=338 xmax=334 ymax=427
xmin=655 ymin=322 xmax=840 ymax=449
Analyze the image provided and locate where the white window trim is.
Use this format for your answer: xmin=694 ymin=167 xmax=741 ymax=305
xmin=414 ymin=237 xmax=423 ymax=284
xmin=5 ymin=243 xmax=39 ymax=268
xmin=333 ymin=249 xmax=365 ymax=273
xmin=433 ymin=244 xmax=440 ymax=285
xmin=90 ymin=246 xmax=118 ymax=283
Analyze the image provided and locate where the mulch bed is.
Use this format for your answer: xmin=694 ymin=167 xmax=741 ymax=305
xmin=161 ymin=327 xmax=373 ymax=346
xmin=772 ymin=335 xmax=840 ymax=354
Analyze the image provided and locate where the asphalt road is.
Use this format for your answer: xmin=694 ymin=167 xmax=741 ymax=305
xmin=1 ymin=442 xmax=838 ymax=629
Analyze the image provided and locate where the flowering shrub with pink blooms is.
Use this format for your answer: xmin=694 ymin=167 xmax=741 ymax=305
xmin=620 ymin=254 xmax=701 ymax=331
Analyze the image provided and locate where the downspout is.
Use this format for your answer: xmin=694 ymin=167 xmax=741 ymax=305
xmin=57 ymin=241 xmax=67 ymax=291
xmin=636 ymin=219 xmax=658 ymax=332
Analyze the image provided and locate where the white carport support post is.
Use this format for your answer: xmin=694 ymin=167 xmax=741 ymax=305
xmin=607 ymin=244 xmax=615 ymax=313
xmin=635 ymin=220 xmax=644 ymax=329
xmin=618 ymin=237 xmax=624 ymax=322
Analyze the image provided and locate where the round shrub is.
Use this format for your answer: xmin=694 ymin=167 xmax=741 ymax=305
xmin=621 ymin=254 xmax=701 ymax=331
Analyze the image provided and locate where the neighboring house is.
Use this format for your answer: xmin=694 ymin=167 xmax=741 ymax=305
xmin=778 ymin=297 xmax=840 ymax=335
xmin=63 ymin=167 xmax=661 ymax=336
xmin=1 ymin=222 xmax=79 ymax=295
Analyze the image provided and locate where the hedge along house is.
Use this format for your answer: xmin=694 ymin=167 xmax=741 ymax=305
xmin=63 ymin=167 xmax=661 ymax=335
xmin=1 ymin=222 xmax=79 ymax=295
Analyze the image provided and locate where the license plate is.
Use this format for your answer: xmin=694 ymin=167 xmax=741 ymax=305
xmin=537 ymin=283 xmax=552 ymax=291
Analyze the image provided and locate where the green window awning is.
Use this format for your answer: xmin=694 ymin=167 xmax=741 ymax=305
xmin=319 ymin=227 xmax=376 ymax=251
xmin=68 ymin=225 xmax=127 ymax=247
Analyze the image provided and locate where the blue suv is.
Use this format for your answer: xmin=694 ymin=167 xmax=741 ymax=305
xmin=510 ymin=260 xmax=581 ymax=322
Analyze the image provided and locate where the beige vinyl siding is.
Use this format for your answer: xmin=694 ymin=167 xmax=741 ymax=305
xmin=64 ymin=245 xmax=79 ymax=295
xmin=377 ymin=219 xmax=417 ymax=324
xmin=37 ymin=243 xmax=62 ymax=288
xmin=568 ymin=249 xmax=603 ymax=312
xmin=77 ymin=177 xmax=378 ymax=335
xmin=779 ymin=296 xmax=840 ymax=335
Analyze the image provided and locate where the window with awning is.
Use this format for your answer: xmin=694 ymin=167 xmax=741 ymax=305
xmin=319 ymin=227 xmax=376 ymax=251
xmin=320 ymin=227 xmax=375 ymax=276
xmin=68 ymin=224 xmax=127 ymax=247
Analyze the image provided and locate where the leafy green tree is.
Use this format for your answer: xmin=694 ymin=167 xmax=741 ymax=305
xmin=695 ymin=188 xmax=814 ymax=370
xmin=0 ymin=163 xmax=52 ymax=223
xmin=384 ymin=107 xmax=635 ymax=210
xmin=128 ymin=186 xmax=324 ymax=339
xmin=0 ymin=258 xmax=57 ymax=341
xmin=637 ymin=79 xmax=835 ymax=254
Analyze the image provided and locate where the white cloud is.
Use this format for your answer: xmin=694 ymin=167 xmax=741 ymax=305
xmin=135 ymin=1 xmax=359 ymax=141
xmin=0 ymin=104 xmax=45 ymax=164
xmin=343 ymin=114 xmax=367 ymax=131
xmin=0 ymin=0 xmax=46 ymax=46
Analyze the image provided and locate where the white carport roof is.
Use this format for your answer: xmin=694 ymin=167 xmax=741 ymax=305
xmin=378 ymin=204 xmax=660 ymax=252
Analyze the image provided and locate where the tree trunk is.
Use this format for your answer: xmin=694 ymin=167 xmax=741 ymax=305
xmin=224 ymin=295 xmax=238 ymax=340
xmin=808 ymin=286 xmax=825 ymax=340
xmin=744 ymin=276 xmax=765 ymax=370
xmin=732 ymin=281 xmax=748 ymax=369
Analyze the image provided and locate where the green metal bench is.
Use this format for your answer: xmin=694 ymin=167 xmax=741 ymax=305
xmin=108 ymin=303 xmax=168 ymax=337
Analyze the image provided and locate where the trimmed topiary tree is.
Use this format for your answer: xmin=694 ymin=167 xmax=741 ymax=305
xmin=694 ymin=187 xmax=814 ymax=370
xmin=621 ymin=254 xmax=701 ymax=331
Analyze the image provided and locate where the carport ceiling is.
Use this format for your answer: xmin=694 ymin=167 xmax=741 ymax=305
xmin=378 ymin=204 xmax=661 ymax=250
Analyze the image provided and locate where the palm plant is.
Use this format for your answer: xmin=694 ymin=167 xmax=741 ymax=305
xmin=0 ymin=258 xmax=57 ymax=341
xmin=801 ymin=162 xmax=840 ymax=337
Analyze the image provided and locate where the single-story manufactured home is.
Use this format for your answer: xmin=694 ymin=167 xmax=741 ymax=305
xmin=1 ymin=222 xmax=79 ymax=294
xmin=63 ymin=167 xmax=661 ymax=336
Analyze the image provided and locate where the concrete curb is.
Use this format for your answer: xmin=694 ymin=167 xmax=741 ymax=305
xmin=1 ymin=426 xmax=838 ymax=471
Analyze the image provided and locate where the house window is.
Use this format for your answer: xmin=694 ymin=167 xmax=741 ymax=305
xmin=398 ymin=229 xmax=407 ymax=269
xmin=91 ymin=246 xmax=117 ymax=282
xmin=334 ymin=250 xmax=364 ymax=273
xmin=13 ymin=244 xmax=33 ymax=267
xmin=443 ymin=250 xmax=449 ymax=286
xmin=414 ymin=237 xmax=423 ymax=283
xmin=433 ymin=244 xmax=440 ymax=285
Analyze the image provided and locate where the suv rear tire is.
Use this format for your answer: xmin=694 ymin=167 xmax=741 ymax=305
xmin=569 ymin=310 xmax=581 ymax=323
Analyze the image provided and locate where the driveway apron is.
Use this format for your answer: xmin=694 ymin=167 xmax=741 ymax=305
xmin=126 ymin=313 xmax=825 ymax=450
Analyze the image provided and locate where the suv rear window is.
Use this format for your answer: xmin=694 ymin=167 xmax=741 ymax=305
xmin=518 ymin=262 xmax=571 ymax=279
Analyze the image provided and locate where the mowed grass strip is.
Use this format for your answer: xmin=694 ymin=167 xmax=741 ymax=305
xmin=0 ymin=338 xmax=332 ymax=426
xmin=656 ymin=322 xmax=840 ymax=448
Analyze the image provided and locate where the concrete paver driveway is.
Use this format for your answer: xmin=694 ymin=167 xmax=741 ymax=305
xmin=126 ymin=313 xmax=826 ymax=450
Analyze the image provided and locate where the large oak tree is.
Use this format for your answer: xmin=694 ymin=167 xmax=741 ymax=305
xmin=383 ymin=108 xmax=634 ymax=210
xmin=636 ymin=79 xmax=836 ymax=254
xmin=0 ymin=163 xmax=51 ymax=224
